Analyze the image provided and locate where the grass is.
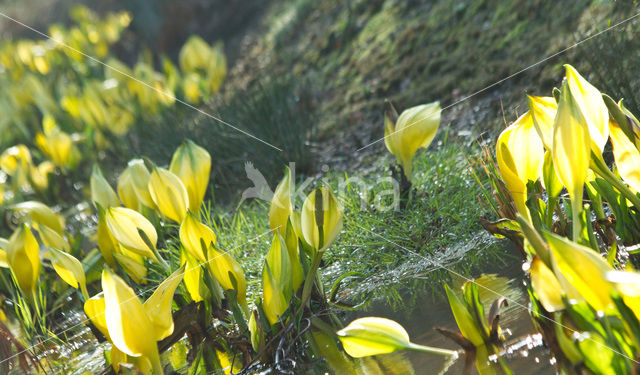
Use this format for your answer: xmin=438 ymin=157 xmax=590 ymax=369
xmin=190 ymin=131 xmax=510 ymax=312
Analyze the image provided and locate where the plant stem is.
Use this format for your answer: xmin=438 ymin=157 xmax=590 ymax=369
xmin=152 ymin=247 xmax=171 ymax=272
xmin=571 ymin=191 xmax=582 ymax=243
xmin=407 ymin=343 xmax=459 ymax=357
xmin=300 ymin=251 xmax=323 ymax=308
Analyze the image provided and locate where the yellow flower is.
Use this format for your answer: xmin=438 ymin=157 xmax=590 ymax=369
xmin=148 ymin=167 xmax=189 ymax=223
xmin=179 ymin=211 xmax=215 ymax=263
xmin=117 ymin=166 xmax=141 ymax=210
xmin=126 ymin=159 xmax=156 ymax=209
xmin=552 ymin=79 xmax=590 ymax=240
xmin=495 ymin=111 xmax=544 ymax=222
xmin=207 ymin=244 xmax=247 ymax=306
xmin=11 ymin=201 xmax=65 ymax=233
xmin=29 ymin=161 xmax=56 ymax=191
xmin=529 ymin=256 xmax=564 ymax=312
xmin=35 ymin=115 xmax=75 ymax=169
xmin=609 ymin=121 xmax=640 ymax=193
xmin=169 ymin=140 xmax=211 ymax=213
xmin=105 ymin=207 xmax=157 ymax=260
xmin=47 ymin=247 xmax=88 ymax=299
xmin=269 ymin=166 xmax=293 ymax=236
xmin=337 ymin=317 xmax=457 ymax=358
xmin=527 ymin=95 xmax=557 ymax=149
xmin=91 ymin=165 xmax=119 ymax=209
xmin=565 ymin=64 xmax=609 ymax=155
xmin=262 ymin=234 xmax=294 ymax=325
xmin=384 ymin=101 xmax=441 ymax=177
xmin=300 ymin=187 xmax=343 ymax=252
xmin=0 ymin=144 xmax=32 ymax=175
xmin=101 ymin=269 xmax=163 ymax=374
xmin=6 ymin=224 xmax=40 ymax=295
xmin=143 ymin=266 xmax=185 ymax=341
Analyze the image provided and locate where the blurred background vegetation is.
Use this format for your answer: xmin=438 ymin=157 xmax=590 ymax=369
xmin=1 ymin=0 xmax=639 ymax=199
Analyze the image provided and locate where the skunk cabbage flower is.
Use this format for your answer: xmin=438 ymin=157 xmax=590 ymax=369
xmin=117 ymin=166 xmax=141 ymax=210
xmin=143 ymin=266 xmax=185 ymax=341
xmin=101 ymin=269 xmax=163 ymax=374
xmin=529 ymin=256 xmax=564 ymax=312
xmin=565 ymin=64 xmax=609 ymax=156
xmin=0 ymin=145 xmax=32 ymax=176
xmin=206 ymin=244 xmax=247 ymax=306
xmin=91 ymin=165 xmax=119 ymax=209
xmin=609 ymin=121 xmax=640 ymax=193
xmin=495 ymin=111 xmax=544 ymax=223
xmin=262 ymin=234 xmax=294 ymax=325
xmin=269 ymin=166 xmax=293 ymax=236
xmin=544 ymin=231 xmax=612 ymax=312
xmin=337 ymin=317 xmax=457 ymax=358
xmin=126 ymin=159 xmax=156 ymax=209
xmin=527 ymin=95 xmax=557 ymax=150
xmin=12 ymin=201 xmax=65 ymax=233
xmin=35 ymin=115 xmax=76 ymax=169
xmin=48 ymin=247 xmax=88 ymax=299
xmin=384 ymin=101 xmax=441 ymax=178
xmin=169 ymin=140 xmax=211 ymax=213
xmin=105 ymin=207 xmax=157 ymax=260
xmin=6 ymin=224 xmax=40 ymax=295
xmin=149 ymin=167 xmax=189 ymax=223
xmin=179 ymin=211 xmax=215 ymax=263
xmin=300 ymin=187 xmax=343 ymax=252
xmin=552 ymin=80 xmax=590 ymax=238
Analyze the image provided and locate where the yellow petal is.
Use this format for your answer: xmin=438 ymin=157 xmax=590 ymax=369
xmin=544 ymin=231 xmax=612 ymax=312
xmin=48 ymin=247 xmax=88 ymax=299
xmin=207 ymin=245 xmax=246 ymax=306
xmin=6 ymin=224 xmax=40 ymax=294
xmin=530 ymin=256 xmax=564 ymax=312
xmin=96 ymin=210 xmax=117 ymax=267
xmin=269 ymin=166 xmax=293 ymax=236
xmin=0 ymin=145 xmax=32 ymax=176
xmin=91 ymin=165 xmax=119 ymax=209
xmin=127 ymin=159 xmax=156 ymax=209
xmin=527 ymin=96 xmax=557 ymax=150
xmin=0 ymin=238 xmax=10 ymax=268
xmin=114 ymin=249 xmax=147 ymax=284
xmin=179 ymin=212 xmax=215 ymax=263
xmin=149 ymin=167 xmax=189 ymax=223
xmin=607 ymin=271 xmax=640 ymax=321
xmin=143 ymin=266 xmax=184 ymax=341
xmin=565 ymin=64 xmax=609 ymax=154
xmin=262 ymin=262 xmax=288 ymax=325
xmin=181 ymin=251 xmax=206 ymax=302
xmin=300 ymin=187 xmax=343 ymax=252
xmin=609 ymin=121 xmax=640 ymax=193
xmin=496 ymin=125 xmax=529 ymax=221
xmin=84 ymin=294 xmax=110 ymax=340
xmin=12 ymin=201 xmax=65 ymax=234
xmin=552 ymin=79 xmax=590 ymax=205
xmin=541 ymin=151 xmax=563 ymax=199
xmin=102 ymin=270 xmax=151 ymax=349
xmin=117 ymin=166 xmax=141 ymax=210
xmin=102 ymin=269 xmax=162 ymax=373
xmin=390 ymin=102 xmax=441 ymax=177
xmin=336 ymin=317 xmax=411 ymax=358
xmin=169 ymin=140 xmax=211 ymax=213
xmin=34 ymin=223 xmax=69 ymax=252
xmin=106 ymin=207 xmax=157 ymax=259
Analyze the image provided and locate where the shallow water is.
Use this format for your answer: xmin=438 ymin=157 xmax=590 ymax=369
xmin=28 ymin=241 xmax=555 ymax=375
xmin=356 ymin=256 xmax=556 ymax=374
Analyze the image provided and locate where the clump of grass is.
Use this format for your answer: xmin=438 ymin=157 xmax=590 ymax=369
xmin=127 ymin=75 xmax=318 ymax=202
